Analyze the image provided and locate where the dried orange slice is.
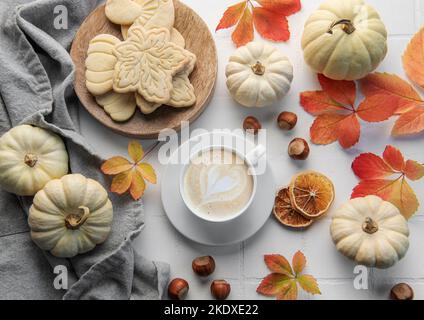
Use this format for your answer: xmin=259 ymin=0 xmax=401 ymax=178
xmin=289 ymin=171 xmax=335 ymax=219
xmin=273 ymin=186 xmax=313 ymax=228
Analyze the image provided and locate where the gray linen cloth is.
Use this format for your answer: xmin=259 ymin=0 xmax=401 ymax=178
xmin=0 ymin=0 xmax=170 ymax=299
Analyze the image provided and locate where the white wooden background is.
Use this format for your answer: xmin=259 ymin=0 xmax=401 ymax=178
xmin=79 ymin=0 xmax=424 ymax=299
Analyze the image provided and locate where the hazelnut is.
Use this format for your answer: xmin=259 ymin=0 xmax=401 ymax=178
xmin=192 ymin=255 xmax=216 ymax=277
xmin=243 ymin=116 xmax=261 ymax=135
xmin=210 ymin=280 xmax=231 ymax=300
xmin=278 ymin=112 xmax=297 ymax=130
xmin=288 ymin=138 xmax=310 ymax=160
xmin=390 ymin=283 xmax=414 ymax=300
xmin=168 ymin=278 xmax=189 ymax=300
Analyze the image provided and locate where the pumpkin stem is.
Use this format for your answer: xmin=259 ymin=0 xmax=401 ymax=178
xmin=362 ymin=217 xmax=379 ymax=234
xmin=65 ymin=206 xmax=90 ymax=230
xmin=251 ymin=61 xmax=265 ymax=76
xmin=24 ymin=153 xmax=38 ymax=167
xmin=328 ymin=19 xmax=356 ymax=35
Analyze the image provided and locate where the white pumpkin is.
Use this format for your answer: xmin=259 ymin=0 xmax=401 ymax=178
xmin=29 ymin=174 xmax=113 ymax=258
xmin=225 ymin=42 xmax=293 ymax=108
xmin=330 ymin=196 xmax=409 ymax=269
xmin=301 ymin=0 xmax=387 ymax=80
xmin=0 ymin=125 xmax=69 ymax=196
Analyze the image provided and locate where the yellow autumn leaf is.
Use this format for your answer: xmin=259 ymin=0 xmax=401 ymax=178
xmin=297 ymin=275 xmax=321 ymax=295
xmin=137 ymin=163 xmax=157 ymax=184
xmin=111 ymin=171 xmax=133 ymax=194
xmin=128 ymin=140 xmax=144 ymax=163
xmin=130 ymin=170 xmax=146 ymax=200
xmin=101 ymin=156 xmax=132 ymax=175
xmin=276 ymin=281 xmax=298 ymax=300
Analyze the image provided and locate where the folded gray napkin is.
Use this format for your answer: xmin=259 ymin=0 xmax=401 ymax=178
xmin=0 ymin=0 xmax=169 ymax=300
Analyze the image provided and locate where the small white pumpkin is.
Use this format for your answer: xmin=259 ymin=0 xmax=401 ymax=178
xmin=301 ymin=0 xmax=387 ymax=80
xmin=29 ymin=174 xmax=113 ymax=258
xmin=330 ymin=196 xmax=409 ymax=269
xmin=0 ymin=125 xmax=69 ymax=196
xmin=225 ymin=42 xmax=293 ymax=108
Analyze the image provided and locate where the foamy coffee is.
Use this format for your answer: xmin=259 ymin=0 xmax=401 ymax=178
xmin=183 ymin=148 xmax=254 ymax=220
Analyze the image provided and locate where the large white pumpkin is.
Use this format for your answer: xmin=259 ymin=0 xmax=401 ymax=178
xmin=301 ymin=0 xmax=387 ymax=80
xmin=0 ymin=125 xmax=69 ymax=196
xmin=330 ymin=196 xmax=409 ymax=269
xmin=225 ymin=42 xmax=293 ymax=108
xmin=29 ymin=174 xmax=113 ymax=258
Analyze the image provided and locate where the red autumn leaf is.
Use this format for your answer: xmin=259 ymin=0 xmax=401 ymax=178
xmin=216 ymin=1 xmax=246 ymax=31
xmin=351 ymin=153 xmax=395 ymax=180
xmin=318 ymin=74 xmax=356 ymax=107
xmin=264 ymin=254 xmax=293 ymax=276
xmin=337 ymin=114 xmax=360 ymax=149
xmin=360 ymin=73 xmax=424 ymax=114
xmin=300 ymin=91 xmax=345 ymax=115
xmin=356 ymin=94 xmax=399 ymax=122
xmin=403 ymin=27 xmax=424 ymax=89
xmin=253 ymin=7 xmax=290 ymax=42
xmin=392 ymin=106 xmax=424 ymax=137
xmin=351 ymin=146 xmax=423 ymax=219
xmin=383 ymin=145 xmax=405 ymax=172
xmin=232 ymin=6 xmax=253 ymax=47
xmin=310 ymin=114 xmax=345 ymax=145
xmin=292 ymin=251 xmax=306 ymax=274
xmin=256 ymin=0 xmax=301 ymax=16
xmin=216 ymin=0 xmax=300 ymax=47
xmin=301 ymin=75 xmax=398 ymax=149
xmin=404 ymin=160 xmax=424 ymax=181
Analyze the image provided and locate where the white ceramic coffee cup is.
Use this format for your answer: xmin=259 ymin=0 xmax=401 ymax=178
xmin=179 ymin=144 xmax=266 ymax=223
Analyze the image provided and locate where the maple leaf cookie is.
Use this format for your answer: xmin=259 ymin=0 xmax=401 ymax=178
xmin=112 ymin=26 xmax=191 ymax=104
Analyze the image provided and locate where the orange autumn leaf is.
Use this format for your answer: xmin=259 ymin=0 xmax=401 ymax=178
xmin=337 ymin=114 xmax=360 ymax=149
xmin=257 ymin=251 xmax=320 ymax=300
xmin=232 ymin=5 xmax=253 ymax=47
xmin=403 ymin=27 xmax=424 ymax=89
xmin=101 ymin=141 xmax=156 ymax=201
xmin=264 ymin=254 xmax=293 ymax=276
xmin=404 ymin=160 xmax=424 ymax=181
xmin=252 ymin=7 xmax=290 ymax=42
xmin=351 ymin=145 xmax=424 ymax=219
xmin=392 ymin=106 xmax=424 ymax=137
xmin=301 ymin=75 xmax=396 ymax=149
xmin=216 ymin=0 xmax=301 ymax=47
xmin=292 ymin=251 xmax=306 ymax=275
xmin=101 ymin=156 xmax=132 ymax=175
xmin=359 ymin=73 xmax=424 ymax=114
xmin=216 ymin=1 xmax=246 ymax=31
xmin=356 ymin=94 xmax=398 ymax=122
xmin=318 ymin=74 xmax=356 ymax=107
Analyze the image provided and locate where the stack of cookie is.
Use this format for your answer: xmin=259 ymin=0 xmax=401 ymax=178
xmin=85 ymin=0 xmax=197 ymax=122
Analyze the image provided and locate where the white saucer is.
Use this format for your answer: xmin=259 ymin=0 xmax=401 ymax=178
xmin=161 ymin=131 xmax=276 ymax=246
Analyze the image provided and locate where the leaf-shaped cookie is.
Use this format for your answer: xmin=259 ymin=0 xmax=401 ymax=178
xmin=113 ymin=26 xmax=191 ymax=104
xmin=85 ymin=34 xmax=121 ymax=96
xmin=120 ymin=0 xmax=175 ymax=39
xmin=169 ymin=52 xmax=197 ymax=107
xmin=135 ymin=52 xmax=196 ymax=114
xmin=96 ymin=91 xmax=137 ymax=122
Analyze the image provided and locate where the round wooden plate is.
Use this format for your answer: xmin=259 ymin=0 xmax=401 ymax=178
xmin=71 ymin=0 xmax=217 ymax=139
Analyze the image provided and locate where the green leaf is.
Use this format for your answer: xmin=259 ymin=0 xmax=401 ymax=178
xmin=256 ymin=274 xmax=292 ymax=296
xmin=297 ymin=274 xmax=321 ymax=295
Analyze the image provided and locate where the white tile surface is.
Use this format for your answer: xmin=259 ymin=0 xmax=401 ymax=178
xmin=79 ymin=0 xmax=424 ymax=299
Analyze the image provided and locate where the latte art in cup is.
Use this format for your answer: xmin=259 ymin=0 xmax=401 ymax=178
xmin=183 ymin=148 xmax=254 ymax=220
